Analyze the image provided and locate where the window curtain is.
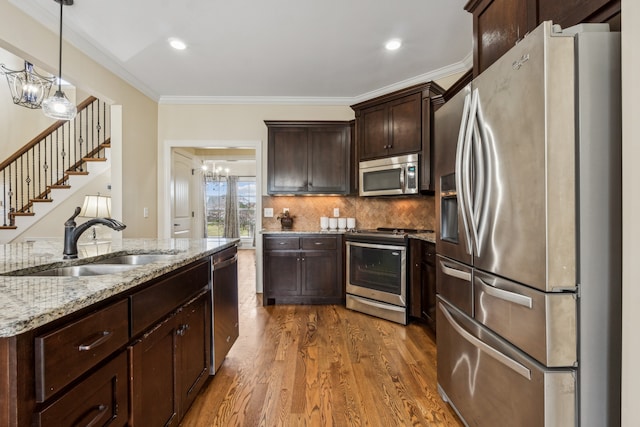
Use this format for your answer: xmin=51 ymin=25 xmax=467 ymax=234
xmin=223 ymin=175 xmax=240 ymax=238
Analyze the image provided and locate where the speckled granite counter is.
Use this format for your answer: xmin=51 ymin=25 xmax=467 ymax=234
xmin=409 ymin=232 xmax=436 ymax=244
xmin=261 ymin=229 xmax=346 ymax=235
xmin=262 ymin=229 xmax=435 ymax=243
xmin=0 ymin=237 xmax=238 ymax=337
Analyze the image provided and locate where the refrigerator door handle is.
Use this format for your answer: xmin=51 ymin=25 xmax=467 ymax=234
xmin=440 ymin=260 xmax=472 ymax=282
xmin=462 ymin=89 xmax=478 ymax=253
xmin=477 ymin=278 xmax=533 ymax=309
xmin=455 ymin=92 xmax=473 ymax=255
xmin=439 ymin=302 xmax=532 ymax=380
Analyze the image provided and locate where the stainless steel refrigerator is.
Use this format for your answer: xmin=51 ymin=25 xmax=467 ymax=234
xmin=434 ymin=21 xmax=621 ymax=427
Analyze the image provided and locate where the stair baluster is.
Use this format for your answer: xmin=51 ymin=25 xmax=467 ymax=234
xmin=0 ymin=96 xmax=110 ymax=230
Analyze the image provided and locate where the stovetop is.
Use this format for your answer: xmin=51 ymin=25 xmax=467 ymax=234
xmin=350 ymin=227 xmax=434 ymax=236
xmin=345 ymin=227 xmax=434 ymax=244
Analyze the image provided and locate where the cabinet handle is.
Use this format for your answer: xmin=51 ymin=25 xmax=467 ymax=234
xmin=83 ymin=404 xmax=108 ymax=427
xmin=278 ymin=242 xmax=287 ymax=245
xmin=78 ymin=331 xmax=112 ymax=352
xmin=226 ymin=336 xmax=231 ymax=343
xmin=177 ymin=324 xmax=190 ymax=336
xmin=314 ymin=242 xmax=324 ymax=246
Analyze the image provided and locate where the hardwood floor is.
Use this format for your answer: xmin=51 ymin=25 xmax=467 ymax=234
xmin=180 ymin=249 xmax=462 ymax=426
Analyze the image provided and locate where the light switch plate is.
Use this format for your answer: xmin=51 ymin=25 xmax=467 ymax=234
xmin=333 ymin=208 xmax=340 ymax=217
xmin=264 ymin=208 xmax=274 ymax=217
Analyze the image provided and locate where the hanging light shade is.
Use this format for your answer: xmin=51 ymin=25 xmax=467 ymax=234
xmin=42 ymin=0 xmax=76 ymax=121
xmin=0 ymin=61 xmax=55 ymax=109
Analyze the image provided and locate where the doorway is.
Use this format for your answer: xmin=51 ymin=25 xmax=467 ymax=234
xmin=159 ymin=139 xmax=263 ymax=292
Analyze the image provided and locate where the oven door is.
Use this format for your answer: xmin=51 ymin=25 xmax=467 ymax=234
xmin=346 ymin=241 xmax=406 ymax=306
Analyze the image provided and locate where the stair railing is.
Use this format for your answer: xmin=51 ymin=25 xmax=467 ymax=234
xmin=0 ymin=96 xmax=111 ymax=228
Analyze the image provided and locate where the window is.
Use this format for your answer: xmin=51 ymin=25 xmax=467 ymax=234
xmin=205 ymin=176 xmax=256 ymax=244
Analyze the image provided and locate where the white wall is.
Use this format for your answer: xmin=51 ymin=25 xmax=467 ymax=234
xmin=621 ymin=1 xmax=639 ymax=425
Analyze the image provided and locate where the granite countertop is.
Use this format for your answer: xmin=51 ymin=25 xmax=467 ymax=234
xmin=0 ymin=237 xmax=238 ymax=338
xmin=262 ymin=229 xmax=436 ymax=243
xmin=409 ymin=232 xmax=436 ymax=244
xmin=261 ymin=229 xmax=347 ymax=235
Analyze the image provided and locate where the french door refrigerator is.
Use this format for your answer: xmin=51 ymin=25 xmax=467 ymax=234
xmin=434 ymin=21 xmax=621 ymax=427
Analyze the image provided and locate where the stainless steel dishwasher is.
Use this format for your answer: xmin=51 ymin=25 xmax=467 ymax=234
xmin=210 ymin=244 xmax=239 ymax=374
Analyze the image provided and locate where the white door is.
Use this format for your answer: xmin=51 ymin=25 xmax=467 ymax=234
xmin=171 ymin=151 xmax=193 ymax=238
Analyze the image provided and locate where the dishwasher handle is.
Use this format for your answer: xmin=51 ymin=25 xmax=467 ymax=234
xmin=213 ymin=254 xmax=238 ymax=270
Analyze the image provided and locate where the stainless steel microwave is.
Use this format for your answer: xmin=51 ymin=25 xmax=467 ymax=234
xmin=359 ymin=154 xmax=419 ymax=196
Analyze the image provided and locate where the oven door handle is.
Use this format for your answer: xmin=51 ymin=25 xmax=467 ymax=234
xmin=351 ymin=296 xmax=406 ymax=313
xmin=440 ymin=260 xmax=471 ymax=282
xmin=439 ymin=302 xmax=532 ymax=380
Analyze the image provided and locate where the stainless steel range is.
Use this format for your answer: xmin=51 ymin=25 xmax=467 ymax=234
xmin=345 ymin=228 xmax=432 ymax=325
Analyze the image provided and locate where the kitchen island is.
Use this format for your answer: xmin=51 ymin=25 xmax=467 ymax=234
xmin=0 ymin=237 xmax=238 ymax=427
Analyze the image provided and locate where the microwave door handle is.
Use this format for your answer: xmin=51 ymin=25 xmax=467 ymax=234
xmin=439 ymin=302 xmax=532 ymax=380
xmin=400 ymin=166 xmax=406 ymax=193
xmin=455 ymin=92 xmax=473 ymax=255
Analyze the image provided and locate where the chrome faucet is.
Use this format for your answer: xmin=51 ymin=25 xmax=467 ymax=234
xmin=63 ymin=206 xmax=126 ymax=259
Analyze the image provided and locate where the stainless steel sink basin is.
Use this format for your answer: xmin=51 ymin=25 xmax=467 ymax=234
xmin=94 ymin=254 xmax=177 ymax=265
xmin=16 ymin=264 xmax=139 ymax=277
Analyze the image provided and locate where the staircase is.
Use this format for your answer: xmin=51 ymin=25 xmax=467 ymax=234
xmin=0 ymin=96 xmax=111 ymax=243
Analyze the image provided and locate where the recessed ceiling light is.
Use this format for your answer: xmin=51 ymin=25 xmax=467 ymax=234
xmin=385 ymin=39 xmax=402 ymax=51
xmin=169 ymin=38 xmax=187 ymax=50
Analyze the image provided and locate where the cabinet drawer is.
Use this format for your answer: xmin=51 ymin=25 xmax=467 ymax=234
xmin=130 ymin=259 xmax=210 ymax=337
xmin=35 ymin=299 xmax=129 ymax=402
xmin=301 ymin=236 xmax=337 ymax=250
xmin=265 ymin=236 xmax=300 ymax=250
xmin=473 ymin=270 xmax=576 ymax=367
xmin=437 ymin=299 xmax=575 ymax=427
xmin=34 ymin=351 xmax=128 ymax=427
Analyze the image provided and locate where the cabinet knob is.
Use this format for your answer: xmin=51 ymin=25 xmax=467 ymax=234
xmin=177 ymin=324 xmax=190 ymax=336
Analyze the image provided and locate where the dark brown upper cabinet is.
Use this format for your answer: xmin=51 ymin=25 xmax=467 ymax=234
xmin=351 ymin=82 xmax=445 ymax=193
xmin=465 ymin=0 xmax=621 ymax=77
xmin=266 ymin=121 xmax=352 ymax=195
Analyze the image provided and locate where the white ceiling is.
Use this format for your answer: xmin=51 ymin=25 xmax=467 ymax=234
xmin=11 ymin=0 xmax=473 ymax=104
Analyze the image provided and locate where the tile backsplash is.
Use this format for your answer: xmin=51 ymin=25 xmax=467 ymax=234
xmin=262 ymin=195 xmax=435 ymax=231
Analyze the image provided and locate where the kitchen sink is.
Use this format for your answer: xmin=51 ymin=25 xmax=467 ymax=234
xmin=2 ymin=252 xmax=179 ymax=277
xmin=93 ymin=253 xmax=177 ymax=265
xmin=12 ymin=264 xmax=139 ymax=277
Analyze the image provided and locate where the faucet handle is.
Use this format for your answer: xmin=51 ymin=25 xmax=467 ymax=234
xmin=65 ymin=207 xmax=82 ymax=226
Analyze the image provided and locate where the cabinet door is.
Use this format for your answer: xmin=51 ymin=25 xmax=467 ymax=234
xmin=423 ymin=243 xmax=437 ymax=332
xmin=267 ymin=127 xmax=309 ymax=193
xmin=300 ymin=251 xmax=338 ymax=297
xmin=308 ymin=126 xmax=349 ymax=193
xmin=388 ymin=93 xmax=422 ymax=156
xmin=177 ymin=293 xmax=211 ymax=417
xmin=409 ymin=239 xmax=423 ymax=318
xmin=537 ymin=0 xmax=620 ymax=29
xmin=129 ymin=318 xmax=179 ymax=427
xmin=467 ymin=0 xmax=535 ymax=76
xmin=359 ymin=104 xmax=389 ymax=160
xmin=264 ymin=251 xmax=300 ymax=299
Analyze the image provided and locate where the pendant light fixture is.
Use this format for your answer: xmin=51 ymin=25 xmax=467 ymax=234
xmin=42 ymin=0 xmax=77 ymax=121
xmin=0 ymin=61 xmax=55 ymax=109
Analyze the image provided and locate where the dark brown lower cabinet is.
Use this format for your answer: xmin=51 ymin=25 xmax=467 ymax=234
xmin=263 ymin=234 xmax=343 ymax=305
xmin=129 ymin=291 xmax=211 ymax=426
xmin=409 ymin=239 xmax=436 ymax=333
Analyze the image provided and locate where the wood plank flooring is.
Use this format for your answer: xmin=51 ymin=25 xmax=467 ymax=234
xmin=180 ymin=249 xmax=462 ymax=426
